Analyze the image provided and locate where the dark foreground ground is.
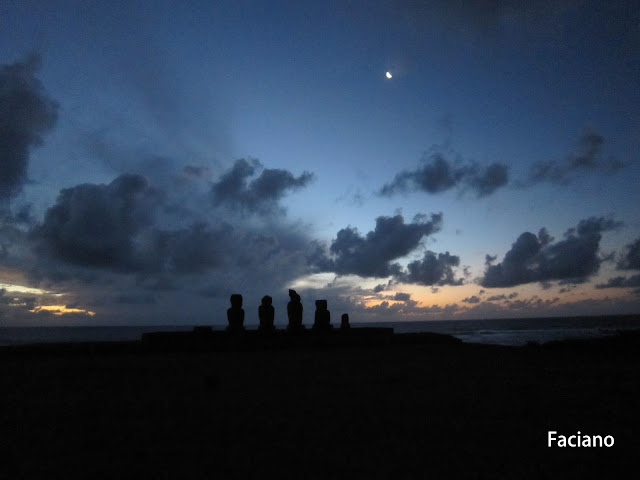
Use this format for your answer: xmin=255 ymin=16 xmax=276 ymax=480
xmin=1 ymin=332 xmax=638 ymax=479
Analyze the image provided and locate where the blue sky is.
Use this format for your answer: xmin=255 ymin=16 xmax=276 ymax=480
xmin=1 ymin=0 xmax=639 ymax=326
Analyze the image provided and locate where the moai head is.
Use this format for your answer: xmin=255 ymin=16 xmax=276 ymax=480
xmin=289 ymin=289 xmax=300 ymax=303
xmin=261 ymin=295 xmax=272 ymax=306
xmin=230 ymin=294 xmax=243 ymax=309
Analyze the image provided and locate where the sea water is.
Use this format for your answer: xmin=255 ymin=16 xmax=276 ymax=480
xmin=1 ymin=315 xmax=638 ymax=347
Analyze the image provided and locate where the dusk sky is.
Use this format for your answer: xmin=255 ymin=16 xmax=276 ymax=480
xmin=1 ymin=0 xmax=639 ymax=326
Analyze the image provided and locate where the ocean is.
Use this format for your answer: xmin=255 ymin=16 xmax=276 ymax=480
xmin=1 ymin=315 xmax=639 ymax=347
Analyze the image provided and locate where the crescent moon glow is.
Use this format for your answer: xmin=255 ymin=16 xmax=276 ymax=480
xmin=385 ymin=71 xmax=393 ymax=79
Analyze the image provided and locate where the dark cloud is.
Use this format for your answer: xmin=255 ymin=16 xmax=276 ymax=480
xmin=24 ymin=165 xmax=323 ymax=325
xmin=617 ymin=237 xmax=640 ymax=270
xmin=373 ymin=280 xmax=396 ymax=293
xmin=528 ymin=130 xmax=624 ymax=185
xmin=486 ymin=294 xmax=507 ymax=302
xmin=595 ymin=274 xmax=640 ymax=289
xmin=464 ymin=162 xmax=509 ymax=197
xmin=462 ymin=295 xmax=481 ymax=304
xmin=0 ymin=205 xmax=33 ymax=261
xmin=503 ymin=296 xmax=560 ymax=312
xmin=30 ymin=174 xmax=236 ymax=277
xmin=211 ymin=158 xmax=314 ymax=215
xmin=149 ymin=222 xmax=227 ymax=274
xmin=319 ymin=213 xmax=442 ymax=278
xmin=376 ymin=291 xmax=419 ymax=309
xmin=393 ymin=292 xmax=411 ymax=302
xmin=380 ymin=151 xmax=508 ymax=198
xmin=0 ymin=54 xmax=58 ymax=201
xmin=0 ymin=288 xmax=39 ymax=323
xmin=380 ymin=153 xmax=464 ymax=195
xmin=486 ymin=292 xmax=518 ymax=301
xmin=32 ymin=174 xmax=161 ymax=271
xmin=400 ymin=250 xmax=463 ymax=286
xmin=482 ymin=217 xmax=621 ymax=287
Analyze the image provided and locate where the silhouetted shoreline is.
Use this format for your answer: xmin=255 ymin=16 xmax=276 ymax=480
xmin=1 ymin=325 xmax=639 ymax=356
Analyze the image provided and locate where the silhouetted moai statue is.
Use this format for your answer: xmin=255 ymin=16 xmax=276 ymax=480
xmin=226 ymin=294 xmax=245 ymax=332
xmin=313 ymin=299 xmax=331 ymax=331
xmin=340 ymin=313 xmax=350 ymax=329
xmin=258 ymin=295 xmax=275 ymax=332
xmin=287 ymin=289 xmax=303 ymax=331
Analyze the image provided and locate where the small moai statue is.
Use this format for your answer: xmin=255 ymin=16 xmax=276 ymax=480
xmin=226 ymin=293 xmax=245 ymax=332
xmin=313 ymin=299 xmax=331 ymax=330
xmin=287 ymin=289 xmax=303 ymax=331
xmin=340 ymin=313 xmax=350 ymax=330
xmin=258 ymin=295 xmax=275 ymax=332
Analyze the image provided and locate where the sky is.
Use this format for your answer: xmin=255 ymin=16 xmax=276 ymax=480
xmin=1 ymin=0 xmax=639 ymax=326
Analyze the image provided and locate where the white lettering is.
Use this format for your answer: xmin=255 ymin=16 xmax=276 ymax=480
xmin=548 ymin=431 xmax=615 ymax=447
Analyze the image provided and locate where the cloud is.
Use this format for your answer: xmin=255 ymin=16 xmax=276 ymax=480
xmin=31 ymin=174 xmax=161 ymax=271
xmin=393 ymin=292 xmax=411 ymax=302
xmin=484 ymin=292 xmax=519 ymax=301
xmin=379 ymin=150 xmax=508 ymax=198
xmin=464 ymin=162 xmax=509 ymax=197
xmin=18 ymin=162 xmax=326 ymax=326
xmin=481 ymin=217 xmax=621 ymax=287
xmin=400 ymin=250 xmax=463 ymax=286
xmin=378 ymin=291 xmax=419 ymax=308
xmin=528 ymin=130 xmax=624 ymax=185
xmin=595 ymin=274 xmax=640 ymax=289
xmin=380 ymin=153 xmax=464 ymax=195
xmin=462 ymin=295 xmax=481 ymax=304
xmin=29 ymin=173 xmax=242 ymax=279
xmin=318 ymin=213 xmax=443 ymax=278
xmin=211 ymin=158 xmax=314 ymax=215
xmin=617 ymin=237 xmax=640 ymax=270
xmin=486 ymin=294 xmax=506 ymax=301
xmin=0 ymin=54 xmax=59 ymax=201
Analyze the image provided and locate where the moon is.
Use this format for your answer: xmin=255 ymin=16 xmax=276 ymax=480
xmin=385 ymin=71 xmax=393 ymax=79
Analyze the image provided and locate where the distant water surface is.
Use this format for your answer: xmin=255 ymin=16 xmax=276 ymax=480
xmin=1 ymin=315 xmax=638 ymax=347
xmin=361 ymin=315 xmax=640 ymax=346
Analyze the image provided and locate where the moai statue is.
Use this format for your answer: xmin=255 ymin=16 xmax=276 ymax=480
xmin=340 ymin=313 xmax=350 ymax=330
xmin=313 ymin=299 xmax=331 ymax=331
xmin=226 ymin=294 xmax=245 ymax=332
xmin=258 ymin=295 xmax=275 ymax=332
xmin=287 ymin=289 xmax=303 ymax=331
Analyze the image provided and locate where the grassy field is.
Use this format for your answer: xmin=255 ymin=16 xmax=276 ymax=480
xmin=1 ymin=335 xmax=638 ymax=479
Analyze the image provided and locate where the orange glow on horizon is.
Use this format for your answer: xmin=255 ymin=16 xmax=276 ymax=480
xmin=30 ymin=305 xmax=96 ymax=316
